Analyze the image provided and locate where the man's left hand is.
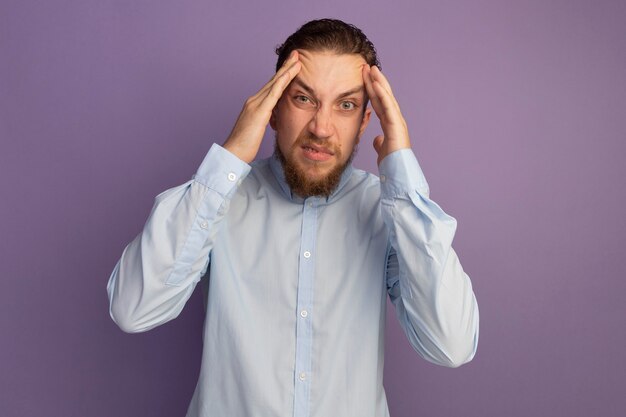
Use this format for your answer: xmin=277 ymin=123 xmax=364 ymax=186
xmin=362 ymin=65 xmax=412 ymax=166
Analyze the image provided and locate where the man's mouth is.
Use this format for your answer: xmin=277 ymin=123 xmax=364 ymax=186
xmin=301 ymin=144 xmax=334 ymax=161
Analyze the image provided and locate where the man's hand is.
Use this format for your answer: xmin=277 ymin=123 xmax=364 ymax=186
xmin=223 ymin=51 xmax=302 ymax=163
xmin=362 ymin=65 xmax=412 ymax=166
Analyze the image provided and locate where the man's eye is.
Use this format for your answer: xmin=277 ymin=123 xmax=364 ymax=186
xmin=340 ymin=101 xmax=356 ymax=110
xmin=295 ymin=95 xmax=310 ymax=103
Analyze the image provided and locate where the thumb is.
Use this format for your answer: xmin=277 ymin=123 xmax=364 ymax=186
xmin=373 ymin=135 xmax=384 ymax=154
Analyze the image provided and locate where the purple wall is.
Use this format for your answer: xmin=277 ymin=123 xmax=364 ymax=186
xmin=2 ymin=1 xmax=625 ymax=416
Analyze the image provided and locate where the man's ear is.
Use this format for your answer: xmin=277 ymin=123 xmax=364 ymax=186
xmin=356 ymin=107 xmax=372 ymax=144
xmin=270 ymin=107 xmax=278 ymax=131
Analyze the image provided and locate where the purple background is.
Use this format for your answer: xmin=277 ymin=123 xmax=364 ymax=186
xmin=1 ymin=1 xmax=625 ymax=416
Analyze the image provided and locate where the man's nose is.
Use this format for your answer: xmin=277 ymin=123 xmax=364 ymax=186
xmin=307 ymin=106 xmax=333 ymax=139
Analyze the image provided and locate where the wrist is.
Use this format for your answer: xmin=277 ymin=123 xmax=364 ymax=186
xmin=222 ymin=139 xmax=255 ymax=164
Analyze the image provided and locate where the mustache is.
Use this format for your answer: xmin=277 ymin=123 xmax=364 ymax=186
xmin=295 ymin=133 xmax=338 ymax=153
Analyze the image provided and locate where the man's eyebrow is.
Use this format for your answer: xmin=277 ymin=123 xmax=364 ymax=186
xmin=292 ymin=78 xmax=315 ymax=95
xmin=337 ymin=86 xmax=365 ymax=100
xmin=291 ymin=78 xmax=365 ymax=100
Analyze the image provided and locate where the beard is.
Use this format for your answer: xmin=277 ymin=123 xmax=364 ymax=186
xmin=274 ymin=132 xmax=357 ymax=198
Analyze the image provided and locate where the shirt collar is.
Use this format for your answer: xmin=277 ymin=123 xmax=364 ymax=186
xmin=268 ymin=152 xmax=354 ymax=203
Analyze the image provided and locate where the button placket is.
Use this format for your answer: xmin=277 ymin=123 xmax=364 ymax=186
xmin=293 ymin=198 xmax=317 ymax=417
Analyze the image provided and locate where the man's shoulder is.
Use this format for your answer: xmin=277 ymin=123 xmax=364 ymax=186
xmin=348 ymin=166 xmax=381 ymax=190
xmin=236 ymin=156 xmax=280 ymax=196
xmin=249 ymin=156 xmax=271 ymax=173
xmin=244 ymin=157 xmax=272 ymax=186
xmin=332 ymin=166 xmax=382 ymax=205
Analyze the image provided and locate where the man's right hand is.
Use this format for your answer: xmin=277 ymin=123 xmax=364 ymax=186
xmin=222 ymin=51 xmax=301 ymax=164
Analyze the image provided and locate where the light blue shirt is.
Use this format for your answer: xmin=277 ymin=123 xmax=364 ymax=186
xmin=107 ymin=144 xmax=479 ymax=417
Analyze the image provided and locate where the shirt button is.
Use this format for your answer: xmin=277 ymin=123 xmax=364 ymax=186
xmin=380 ymin=174 xmax=386 ymax=183
xmin=200 ymin=221 xmax=208 ymax=229
xmin=227 ymin=172 xmax=237 ymax=182
xmin=303 ymin=251 xmax=311 ymax=259
xmin=299 ymin=372 xmax=306 ymax=381
xmin=300 ymin=310 xmax=308 ymax=318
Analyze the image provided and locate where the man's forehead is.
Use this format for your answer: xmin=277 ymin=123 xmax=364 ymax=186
xmin=293 ymin=49 xmax=367 ymax=97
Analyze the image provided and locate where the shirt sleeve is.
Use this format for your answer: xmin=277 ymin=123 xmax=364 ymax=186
xmin=379 ymin=149 xmax=479 ymax=367
xmin=106 ymin=143 xmax=250 ymax=333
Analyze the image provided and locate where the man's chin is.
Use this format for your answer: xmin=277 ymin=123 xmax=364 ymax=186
xmin=290 ymin=166 xmax=341 ymax=197
xmin=276 ymin=150 xmax=343 ymax=198
xmin=293 ymin=160 xmax=334 ymax=179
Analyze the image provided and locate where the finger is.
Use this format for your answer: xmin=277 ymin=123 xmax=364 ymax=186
xmin=371 ymin=69 xmax=401 ymax=116
xmin=364 ymin=65 xmax=398 ymax=121
xmin=272 ymin=50 xmax=300 ymax=83
xmin=255 ymin=52 xmax=300 ymax=99
xmin=363 ymin=65 xmax=385 ymax=117
xmin=372 ymin=79 xmax=403 ymax=124
xmin=370 ymin=65 xmax=394 ymax=98
xmin=373 ymin=135 xmax=384 ymax=153
xmin=260 ymin=60 xmax=301 ymax=110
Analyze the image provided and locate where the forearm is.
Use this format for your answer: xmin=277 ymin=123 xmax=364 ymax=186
xmin=107 ymin=144 xmax=250 ymax=333
xmin=381 ymin=149 xmax=479 ymax=367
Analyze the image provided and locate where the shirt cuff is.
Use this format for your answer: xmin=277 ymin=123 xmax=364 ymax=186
xmin=379 ymin=148 xmax=430 ymax=198
xmin=193 ymin=143 xmax=251 ymax=198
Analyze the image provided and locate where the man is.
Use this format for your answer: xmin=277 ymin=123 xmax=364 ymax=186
xmin=108 ymin=18 xmax=479 ymax=417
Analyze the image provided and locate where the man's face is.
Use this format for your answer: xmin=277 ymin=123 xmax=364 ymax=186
xmin=270 ymin=50 xmax=371 ymax=197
